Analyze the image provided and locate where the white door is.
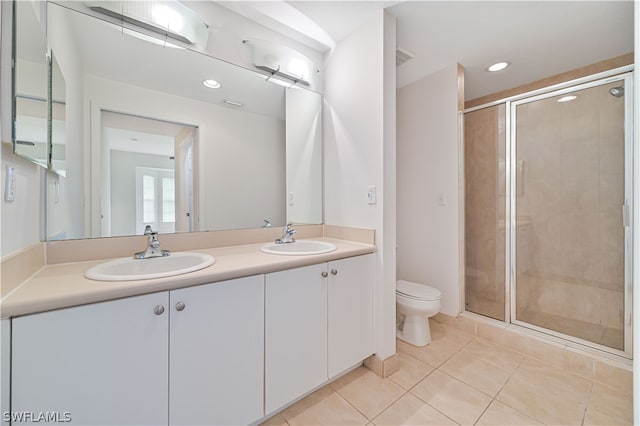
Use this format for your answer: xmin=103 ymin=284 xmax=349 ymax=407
xmin=169 ymin=276 xmax=264 ymax=425
xmin=265 ymin=264 xmax=328 ymax=414
xmin=328 ymin=254 xmax=375 ymax=378
xmin=11 ymin=293 xmax=169 ymax=425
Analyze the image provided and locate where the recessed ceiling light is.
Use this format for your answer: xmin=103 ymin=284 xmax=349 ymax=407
xmin=557 ymin=95 xmax=577 ymax=103
xmin=486 ymin=62 xmax=510 ymax=72
xmin=203 ymin=79 xmax=221 ymax=89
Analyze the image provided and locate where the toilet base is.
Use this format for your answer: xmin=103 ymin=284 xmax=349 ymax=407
xmin=396 ymin=314 xmax=432 ymax=346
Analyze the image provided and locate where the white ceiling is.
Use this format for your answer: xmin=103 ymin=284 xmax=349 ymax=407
xmin=240 ymin=1 xmax=635 ymax=101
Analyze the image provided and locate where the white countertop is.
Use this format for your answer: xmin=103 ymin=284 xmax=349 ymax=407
xmin=1 ymin=237 xmax=375 ymax=318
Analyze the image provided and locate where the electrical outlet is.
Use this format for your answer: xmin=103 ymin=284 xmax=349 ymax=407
xmin=288 ymin=192 xmax=295 ymax=206
xmin=5 ymin=166 xmax=16 ymax=202
xmin=367 ymin=185 xmax=377 ymax=205
xmin=437 ymin=192 xmax=447 ymax=206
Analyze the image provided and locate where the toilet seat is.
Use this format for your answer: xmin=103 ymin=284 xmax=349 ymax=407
xmin=396 ymin=280 xmax=441 ymax=301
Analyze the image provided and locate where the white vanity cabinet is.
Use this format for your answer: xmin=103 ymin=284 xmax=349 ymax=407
xmin=265 ymin=254 xmax=374 ymax=414
xmin=11 ymin=275 xmax=264 ymax=426
xmin=265 ymin=262 xmax=328 ymax=413
xmin=11 ymin=292 xmax=170 ymax=425
xmin=169 ymin=275 xmax=264 ymax=425
xmin=327 ymin=254 xmax=374 ymax=378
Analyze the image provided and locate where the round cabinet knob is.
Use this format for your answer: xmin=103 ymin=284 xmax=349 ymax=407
xmin=321 ymin=271 xmax=328 ymax=278
xmin=176 ymin=302 xmax=186 ymax=311
xmin=154 ymin=305 xmax=165 ymax=315
xmin=331 ymin=269 xmax=338 ymax=276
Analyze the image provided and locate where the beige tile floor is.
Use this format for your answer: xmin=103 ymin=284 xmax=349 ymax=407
xmin=262 ymin=320 xmax=633 ymax=426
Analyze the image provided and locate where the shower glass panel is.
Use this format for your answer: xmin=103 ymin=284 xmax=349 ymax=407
xmin=512 ymin=79 xmax=629 ymax=352
xmin=464 ymin=104 xmax=506 ymax=320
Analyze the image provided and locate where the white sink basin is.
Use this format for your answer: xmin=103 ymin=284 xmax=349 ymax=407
xmin=260 ymin=240 xmax=337 ymax=256
xmin=84 ymin=252 xmax=215 ymax=281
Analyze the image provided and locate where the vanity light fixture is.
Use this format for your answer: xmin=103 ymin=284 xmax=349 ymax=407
xmin=486 ymin=61 xmax=510 ymax=72
xmin=223 ymin=99 xmax=243 ymax=108
xmin=557 ymin=95 xmax=577 ymax=103
xmin=86 ymin=1 xmax=210 ymax=48
xmin=89 ymin=5 xmax=191 ymax=44
xmin=256 ymin=64 xmax=310 ymax=87
xmin=202 ymin=79 xmax=222 ymax=89
xmin=242 ymin=39 xmax=316 ymax=87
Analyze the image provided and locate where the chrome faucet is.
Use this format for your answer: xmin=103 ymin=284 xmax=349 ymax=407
xmin=276 ymin=223 xmax=296 ymax=244
xmin=134 ymin=225 xmax=170 ymax=259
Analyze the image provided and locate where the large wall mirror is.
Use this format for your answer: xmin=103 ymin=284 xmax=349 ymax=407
xmin=12 ymin=0 xmax=49 ymax=169
xmin=18 ymin=1 xmax=323 ymax=241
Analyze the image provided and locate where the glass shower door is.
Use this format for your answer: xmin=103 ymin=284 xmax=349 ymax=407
xmin=511 ymin=76 xmax=632 ymax=355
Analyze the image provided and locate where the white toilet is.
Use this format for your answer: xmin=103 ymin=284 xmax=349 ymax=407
xmin=396 ymin=280 xmax=442 ymax=346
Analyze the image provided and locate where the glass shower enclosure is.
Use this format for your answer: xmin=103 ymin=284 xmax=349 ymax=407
xmin=465 ymin=71 xmax=633 ymax=357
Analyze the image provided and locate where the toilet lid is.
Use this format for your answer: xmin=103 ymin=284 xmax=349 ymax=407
xmin=396 ymin=280 xmax=442 ymax=301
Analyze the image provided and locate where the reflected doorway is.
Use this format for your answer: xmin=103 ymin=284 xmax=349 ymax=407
xmin=99 ymin=111 xmax=197 ymax=237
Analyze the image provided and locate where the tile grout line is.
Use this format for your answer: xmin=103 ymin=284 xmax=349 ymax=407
xmin=330 ymin=377 xmax=407 ymax=425
xmin=580 ymin=381 xmax=595 ymax=426
xmin=394 ymin=350 xmax=462 ymax=425
xmin=478 ymin=354 xmax=537 ymax=425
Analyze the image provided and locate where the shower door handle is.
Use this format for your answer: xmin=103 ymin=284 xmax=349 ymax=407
xmin=622 ymin=203 xmax=630 ymax=227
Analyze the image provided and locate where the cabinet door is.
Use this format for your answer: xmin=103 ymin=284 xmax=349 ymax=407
xmin=1 ymin=319 xmax=9 ymax=426
xmin=11 ymin=292 xmax=169 ymax=425
xmin=169 ymin=275 xmax=264 ymax=425
xmin=265 ymin=264 xmax=327 ymax=414
xmin=328 ymin=254 xmax=374 ymax=378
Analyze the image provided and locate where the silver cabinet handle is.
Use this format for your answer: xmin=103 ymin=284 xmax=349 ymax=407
xmin=331 ymin=269 xmax=338 ymax=276
xmin=154 ymin=305 xmax=165 ymax=315
xmin=176 ymin=302 xmax=186 ymax=311
xmin=321 ymin=271 xmax=328 ymax=278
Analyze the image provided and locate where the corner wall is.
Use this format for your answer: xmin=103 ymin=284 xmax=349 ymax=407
xmin=397 ymin=64 xmax=463 ymax=316
xmin=323 ymin=10 xmax=397 ymax=359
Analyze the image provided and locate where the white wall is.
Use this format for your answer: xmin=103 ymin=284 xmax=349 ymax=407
xmin=397 ymin=64 xmax=463 ymax=316
xmin=85 ymin=75 xmax=285 ymax=235
xmin=323 ymin=10 xmax=397 ymax=360
xmin=0 ymin=143 xmax=42 ymax=257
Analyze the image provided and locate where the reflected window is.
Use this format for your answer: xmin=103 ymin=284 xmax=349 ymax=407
xmin=142 ymin=175 xmax=156 ymax=223
xmin=136 ymin=167 xmax=175 ymax=234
